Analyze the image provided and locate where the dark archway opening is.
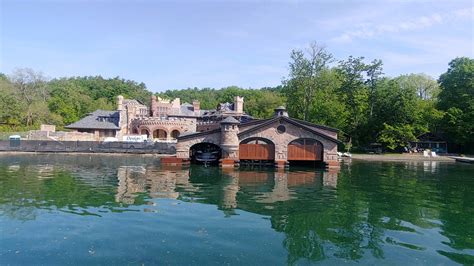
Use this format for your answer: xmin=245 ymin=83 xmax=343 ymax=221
xmin=190 ymin=142 xmax=222 ymax=166
xmin=288 ymin=138 xmax=324 ymax=168
xmin=171 ymin=130 xmax=180 ymax=139
xmin=140 ymin=129 xmax=150 ymax=138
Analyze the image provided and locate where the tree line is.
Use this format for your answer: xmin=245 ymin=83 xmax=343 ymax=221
xmin=0 ymin=44 xmax=472 ymax=152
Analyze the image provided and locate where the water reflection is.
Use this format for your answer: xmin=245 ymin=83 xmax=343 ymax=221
xmin=114 ymin=164 xmax=338 ymax=210
xmin=0 ymin=154 xmax=473 ymax=265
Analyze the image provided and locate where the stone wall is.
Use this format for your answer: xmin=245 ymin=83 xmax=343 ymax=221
xmin=196 ymin=122 xmax=220 ymax=132
xmin=133 ymin=117 xmax=197 ymax=139
xmin=0 ymin=140 xmax=176 ymax=154
xmin=27 ymin=130 xmax=96 ymax=141
xmin=176 ymin=132 xmax=221 ymax=158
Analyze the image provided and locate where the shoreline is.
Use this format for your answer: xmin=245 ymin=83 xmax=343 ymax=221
xmin=0 ymin=151 xmax=463 ymax=162
xmin=350 ymin=153 xmax=455 ymax=162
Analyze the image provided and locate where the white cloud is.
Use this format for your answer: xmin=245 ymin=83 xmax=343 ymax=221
xmin=454 ymin=6 xmax=474 ymax=18
xmin=331 ymin=7 xmax=472 ymax=43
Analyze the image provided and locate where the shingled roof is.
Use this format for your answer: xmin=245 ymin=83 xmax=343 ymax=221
xmin=65 ymin=110 xmax=120 ymax=130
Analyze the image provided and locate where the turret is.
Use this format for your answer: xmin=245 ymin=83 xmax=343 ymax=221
xmin=220 ymin=116 xmax=240 ymax=162
xmin=274 ymin=106 xmax=288 ymax=117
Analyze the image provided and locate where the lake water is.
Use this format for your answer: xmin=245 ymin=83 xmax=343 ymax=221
xmin=0 ymin=154 xmax=473 ymax=265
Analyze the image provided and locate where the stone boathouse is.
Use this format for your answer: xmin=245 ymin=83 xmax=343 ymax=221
xmin=165 ymin=106 xmax=341 ymax=168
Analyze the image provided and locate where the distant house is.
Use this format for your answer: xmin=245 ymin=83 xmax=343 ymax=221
xmin=65 ymin=110 xmax=120 ymax=141
xmin=410 ymin=132 xmax=448 ymax=154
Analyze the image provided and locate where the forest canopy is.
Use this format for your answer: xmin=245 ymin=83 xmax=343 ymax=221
xmin=0 ymin=44 xmax=472 ymax=152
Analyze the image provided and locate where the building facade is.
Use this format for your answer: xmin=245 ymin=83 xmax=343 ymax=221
xmin=169 ymin=106 xmax=341 ymax=169
xmin=64 ymin=95 xmax=252 ymax=142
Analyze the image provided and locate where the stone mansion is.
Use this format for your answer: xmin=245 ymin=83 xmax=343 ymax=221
xmin=64 ymin=95 xmax=252 ymax=142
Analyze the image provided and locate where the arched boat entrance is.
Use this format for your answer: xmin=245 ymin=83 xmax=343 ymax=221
xmin=239 ymin=137 xmax=275 ymax=166
xmin=288 ymin=138 xmax=323 ymax=166
xmin=190 ymin=142 xmax=222 ymax=165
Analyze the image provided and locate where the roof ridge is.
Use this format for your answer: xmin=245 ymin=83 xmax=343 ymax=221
xmin=290 ymin=117 xmax=339 ymax=132
xmin=237 ymin=116 xmax=341 ymax=144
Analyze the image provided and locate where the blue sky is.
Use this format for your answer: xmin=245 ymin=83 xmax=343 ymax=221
xmin=1 ymin=0 xmax=473 ymax=92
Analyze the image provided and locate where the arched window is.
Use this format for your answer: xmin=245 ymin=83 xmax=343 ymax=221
xmin=171 ymin=130 xmax=180 ymax=139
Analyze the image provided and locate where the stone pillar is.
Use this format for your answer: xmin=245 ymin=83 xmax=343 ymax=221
xmin=323 ymin=168 xmax=339 ymax=188
xmin=324 ymin=142 xmax=340 ymax=169
xmin=221 ymin=169 xmax=239 ymax=209
xmin=275 ymin=143 xmax=289 ymax=168
xmin=275 ymin=160 xmax=289 ymax=168
xmin=272 ymin=170 xmax=290 ymax=201
xmin=220 ymin=117 xmax=240 ymax=168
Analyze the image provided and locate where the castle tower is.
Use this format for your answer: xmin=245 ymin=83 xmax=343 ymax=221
xmin=220 ymin=116 xmax=240 ymax=167
xmin=151 ymin=95 xmax=158 ymax=117
xmin=234 ymin=96 xmax=244 ymax=114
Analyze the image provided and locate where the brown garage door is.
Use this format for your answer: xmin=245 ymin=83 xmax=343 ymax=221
xmin=288 ymin=139 xmax=322 ymax=161
xmin=239 ymin=144 xmax=275 ymax=160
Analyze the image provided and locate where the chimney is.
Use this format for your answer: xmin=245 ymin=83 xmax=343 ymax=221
xmin=117 ymin=95 xmax=124 ymax=111
xmin=234 ymin=96 xmax=244 ymax=113
xmin=151 ymin=95 xmax=157 ymax=116
xmin=192 ymin=100 xmax=200 ymax=113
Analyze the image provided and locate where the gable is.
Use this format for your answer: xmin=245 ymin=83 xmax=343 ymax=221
xmin=238 ymin=117 xmax=341 ymax=145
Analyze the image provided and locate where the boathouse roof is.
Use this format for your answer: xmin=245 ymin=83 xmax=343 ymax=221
xmin=236 ymin=116 xmax=342 ymax=144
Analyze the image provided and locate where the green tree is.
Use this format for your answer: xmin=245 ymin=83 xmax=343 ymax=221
xmin=245 ymin=90 xmax=286 ymax=119
xmin=284 ymin=43 xmax=334 ymax=121
xmin=307 ymin=68 xmax=348 ymax=130
xmin=7 ymin=68 xmax=53 ymax=127
xmin=437 ymin=57 xmax=474 ymax=150
xmin=366 ymin=59 xmax=384 ymax=118
xmin=336 ymin=56 xmax=370 ymax=145
xmin=48 ymin=79 xmax=113 ymax=126
xmin=377 ymin=123 xmax=417 ymax=151
xmin=0 ymin=78 xmax=24 ymax=129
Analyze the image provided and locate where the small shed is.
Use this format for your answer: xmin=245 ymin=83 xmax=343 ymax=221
xmin=410 ymin=133 xmax=447 ymax=154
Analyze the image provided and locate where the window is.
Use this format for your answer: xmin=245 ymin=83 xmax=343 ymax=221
xmin=277 ymin=125 xmax=286 ymax=134
xmin=99 ymin=130 xmax=115 ymax=137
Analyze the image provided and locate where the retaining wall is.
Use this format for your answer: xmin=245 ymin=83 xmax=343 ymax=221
xmin=0 ymin=140 xmax=176 ymax=154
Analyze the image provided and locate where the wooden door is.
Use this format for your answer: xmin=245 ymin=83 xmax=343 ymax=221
xmin=239 ymin=144 xmax=275 ymax=160
xmin=288 ymin=142 xmax=322 ymax=161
